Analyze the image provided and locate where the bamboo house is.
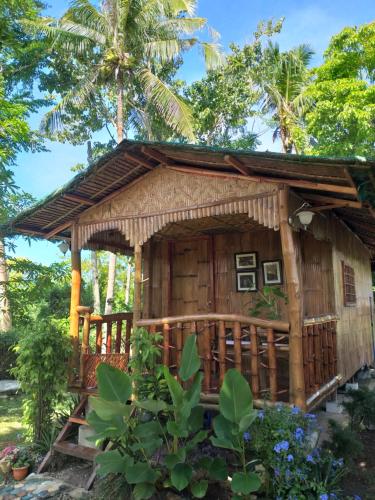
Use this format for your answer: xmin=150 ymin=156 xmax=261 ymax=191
xmin=6 ymin=140 xmax=375 ymax=415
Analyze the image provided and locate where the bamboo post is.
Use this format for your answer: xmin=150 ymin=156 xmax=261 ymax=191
xmin=133 ymin=243 xmax=142 ymax=324
xmin=125 ymin=318 xmax=132 ymax=356
xmin=278 ymin=186 xmax=306 ymax=409
xmin=326 ymin=321 xmax=334 ymax=379
xmin=96 ymin=321 xmax=103 ymax=354
xmin=313 ymin=324 xmax=322 ymax=388
xmin=267 ymin=328 xmax=278 ymax=402
xmin=80 ymin=310 xmax=91 ymax=386
xmin=250 ymin=324 xmax=260 ymax=399
xmin=69 ymin=224 xmax=81 ymax=386
xmin=106 ymin=321 xmax=112 ymax=353
xmin=302 ymin=326 xmax=309 ymax=394
xmin=203 ymin=320 xmax=211 ymax=392
xmin=322 ymin=323 xmax=329 ymax=383
xmin=115 ymin=320 xmax=122 ymax=353
xmin=233 ymin=321 xmax=242 ymax=374
xmin=308 ymin=325 xmax=315 ymax=392
xmin=176 ymin=322 xmax=183 ymax=373
xmin=331 ymin=321 xmax=337 ymax=375
xmin=163 ymin=322 xmax=170 ymax=367
xmin=218 ymin=320 xmax=226 ymax=386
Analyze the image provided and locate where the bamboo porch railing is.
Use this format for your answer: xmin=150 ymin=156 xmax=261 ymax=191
xmin=302 ymin=315 xmax=338 ymax=398
xmin=76 ymin=306 xmax=133 ymax=389
xmin=137 ymin=314 xmax=290 ymax=403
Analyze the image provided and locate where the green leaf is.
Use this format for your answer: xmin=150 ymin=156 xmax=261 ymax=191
xmin=184 ymin=372 xmax=203 ymax=411
xmin=89 ymin=396 xmax=131 ymax=420
xmin=134 ymin=421 xmax=162 ymax=439
xmin=209 ymin=457 xmax=228 ymax=481
xmin=96 ymin=363 xmax=132 ymax=403
xmin=231 ymin=472 xmax=261 ymax=494
xmin=179 ymin=334 xmax=201 ymax=381
xmin=165 ymin=448 xmax=186 ymax=469
xmin=95 ymin=450 xmax=128 ymax=477
xmin=164 ymin=367 xmax=184 ymax=407
xmin=87 ymin=410 xmax=126 ymax=440
xmin=191 ymin=480 xmax=208 ymax=498
xmin=135 ymin=399 xmax=168 ymax=414
xmin=125 ymin=462 xmax=159 ymax=485
xmin=211 ymin=435 xmax=241 ymax=452
xmin=166 ymin=420 xmax=189 ymax=438
xmin=239 ymin=410 xmax=257 ymax=433
xmin=187 ymin=404 xmax=204 ymax=433
xmin=133 ymin=482 xmax=155 ymax=500
xmin=219 ymin=369 xmax=253 ymax=424
xmin=171 ymin=463 xmax=193 ymax=491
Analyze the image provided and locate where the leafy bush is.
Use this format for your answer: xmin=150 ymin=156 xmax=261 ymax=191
xmin=0 ymin=330 xmax=19 ymax=379
xmin=342 ymin=387 xmax=375 ymax=431
xmin=128 ymin=327 xmax=169 ymax=402
xmin=88 ymin=335 xmax=261 ymax=499
xmin=325 ymin=420 xmax=363 ymax=463
xmin=250 ymin=405 xmax=345 ymax=498
xmin=250 ymin=286 xmax=288 ymax=320
xmin=11 ymin=319 xmax=71 ymax=442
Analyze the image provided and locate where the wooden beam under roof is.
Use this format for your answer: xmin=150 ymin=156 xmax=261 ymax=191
xmin=224 ymin=155 xmax=253 ymax=176
xmin=123 ymin=151 xmax=154 ymax=170
xmin=141 ymin=146 xmax=170 ymax=164
xmin=166 ymin=165 xmax=358 ymax=196
xmin=63 ymin=194 xmax=96 ymax=206
xmin=300 ymin=192 xmax=362 ymax=209
xmin=46 ymin=220 xmax=73 ymax=239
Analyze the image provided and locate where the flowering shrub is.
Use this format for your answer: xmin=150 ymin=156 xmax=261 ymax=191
xmin=249 ymin=405 xmax=345 ymax=498
xmin=0 ymin=446 xmax=18 ymax=462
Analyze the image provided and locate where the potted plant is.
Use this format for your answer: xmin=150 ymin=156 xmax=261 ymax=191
xmin=0 ymin=446 xmax=18 ymax=476
xmin=11 ymin=448 xmax=30 ymax=481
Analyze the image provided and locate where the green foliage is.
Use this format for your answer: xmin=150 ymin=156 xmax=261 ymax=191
xmin=251 ymin=405 xmax=344 ymax=498
xmin=0 ymin=330 xmax=19 ymax=378
xmin=342 ymin=387 xmax=375 ymax=431
xmin=211 ymin=369 xmax=261 ymax=498
xmin=306 ymin=21 xmax=375 ymax=157
xmin=88 ymin=335 xmax=227 ymax=498
xmin=128 ymin=327 xmax=169 ymax=401
xmin=250 ymin=286 xmax=288 ymax=320
xmin=11 ymin=320 xmax=71 ymax=442
xmin=11 ymin=447 xmax=31 ymax=468
xmin=325 ymin=420 xmax=363 ymax=463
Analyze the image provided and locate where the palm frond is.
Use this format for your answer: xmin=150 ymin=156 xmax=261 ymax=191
xmin=139 ymin=68 xmax=195 ymax=141
xmin=58 ymin=20 xmax=106 ymax=45
xmin=63 ymin=0 xmax=110 ymax=37
xmin=41 ymin=75 xmax=98 ymax=134
xmin=160 ymin=17 xmax=207 ymax=34
xmin=163 ymin=0 xmax=197 ymax=16
xmin=144 ymin=38 xmax=197 ymax=62
xmin=200 ymin=42 xmax=225 ymax=70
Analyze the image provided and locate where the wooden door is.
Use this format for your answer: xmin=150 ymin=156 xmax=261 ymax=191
xmin=170 ymin=237 xmax=214 ymax=316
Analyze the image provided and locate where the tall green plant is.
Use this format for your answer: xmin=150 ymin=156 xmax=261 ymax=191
xmin=88 ymin=335 xmax=226 ymax=499
xmin=211 ymin=369 xmax=261 ymax=498
xmin=11 ymin=320 xmax=71 ymax=441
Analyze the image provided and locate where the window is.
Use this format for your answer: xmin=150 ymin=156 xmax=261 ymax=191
xmin=342 ymin=261 xmax=356 ymax=306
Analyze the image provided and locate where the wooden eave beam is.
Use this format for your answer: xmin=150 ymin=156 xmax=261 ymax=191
xmin=300 ymin=192 xmax=362 ymax=209
xmin=141 ymin=146 xmax=171 ymax=165
xmin=62 ymin=194 xmax=96 ymax=206
xmin=224 ymin=154 xmax=253 ymax=176
xmin=46 ymin=220 xmax=73 ymax=239
xmin=166 ymin=165 xmax=358 ymax=196
xmin=123 ymin=151 xmax=154 ymax=170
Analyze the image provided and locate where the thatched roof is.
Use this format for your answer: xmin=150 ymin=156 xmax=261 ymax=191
xmin=4 ymin=139 xmax=375 ymax=255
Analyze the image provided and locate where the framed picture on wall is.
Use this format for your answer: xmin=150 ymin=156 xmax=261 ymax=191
xmin=262 ymin=260 xmax=283 ymax=285
xmin=235 ymin=252 xmax=257 ymax=270
xmin=237 ymin=271 xmax=258 ymax=292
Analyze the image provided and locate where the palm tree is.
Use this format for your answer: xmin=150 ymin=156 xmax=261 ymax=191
xmin=257 ymin=43 xmax=313 ymax=154
xmin=25 ymin=0 xmax=222 ymax=142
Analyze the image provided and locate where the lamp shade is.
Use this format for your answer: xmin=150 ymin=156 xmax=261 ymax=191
xmin=297 ymin=210 xmax=315 ymax=226
xmin=58 ymin=241 xmax=70 ymax=255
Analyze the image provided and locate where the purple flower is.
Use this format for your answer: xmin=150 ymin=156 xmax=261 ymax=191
xmin=320 ymin=494 xmax=328 ymax=500
xmin=354 ymin=496 xmax=362 ymax=500
xmin=294 ymin=427 xmax=304 ymax=442
xmin=274 ymin=467 xmax=280 ymax=477
xmin=287 ymin=454 xmax=294 ymax=462
xmin=304 ymin=413 xmax=317 ymax=420
xmin=291 ymin=406 xmax=300 ymax=415
xmin=274 ymin=440 xmax=289 ymax=453
xmin=306 ymin=454 xmax=315 ymax=463
xmin=258 ymin=410 xmax=265 ymax=420
xmin=243 ymin=432 xmax=251 ymax=442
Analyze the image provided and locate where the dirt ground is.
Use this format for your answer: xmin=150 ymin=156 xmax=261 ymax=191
xmin=342 ymin=431 xmax=375 ymax=500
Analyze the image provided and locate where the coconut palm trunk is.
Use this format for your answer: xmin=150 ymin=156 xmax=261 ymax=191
xmin=0 ymin=238 xmax=12 ymax=332
xmin=91 ymin=251 xmax=101 ymax=313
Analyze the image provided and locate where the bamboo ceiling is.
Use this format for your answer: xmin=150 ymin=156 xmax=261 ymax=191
xmin=4 ymin=139 xmax=375 ymax=256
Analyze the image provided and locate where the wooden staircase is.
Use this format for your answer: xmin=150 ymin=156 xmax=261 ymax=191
xmin=38 ymin=396 xmax=101 ymax=490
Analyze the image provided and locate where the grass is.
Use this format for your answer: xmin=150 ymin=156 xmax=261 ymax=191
xmin=0 ymin=395 xmax=25 ymax=447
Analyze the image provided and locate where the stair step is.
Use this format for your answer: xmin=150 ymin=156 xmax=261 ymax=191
xmin=54 ymin=441 xmax=100 ymax=461
xmin=68 ymin=416 xmax=88 ymax=425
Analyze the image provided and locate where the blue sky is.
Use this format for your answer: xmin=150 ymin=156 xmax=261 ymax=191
xmin=12 ymin=0 xmax=374 ymax=264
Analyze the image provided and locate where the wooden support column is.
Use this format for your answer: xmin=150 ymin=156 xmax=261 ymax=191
xmin=278 ymin=186 xmax=306 ymax=409
xmin=133 ymin=243 xmax=142 ymax=325
xmin=69 ymin=224 xmax=81 ymax=385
